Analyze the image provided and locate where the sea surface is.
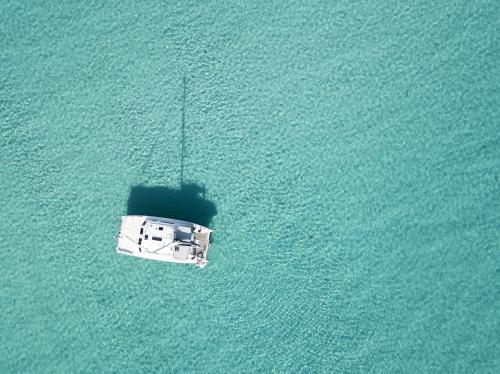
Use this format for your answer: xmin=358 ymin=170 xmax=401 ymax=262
xmin=1 ymin=1 xmax=499 ymax=373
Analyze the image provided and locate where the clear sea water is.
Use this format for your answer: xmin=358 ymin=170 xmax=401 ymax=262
xmin=1 ymin=1 xmax=499 ymax=373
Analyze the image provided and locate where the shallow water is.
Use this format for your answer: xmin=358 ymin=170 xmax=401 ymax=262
xmin=1 ymin=1 xmax=499 ymax=372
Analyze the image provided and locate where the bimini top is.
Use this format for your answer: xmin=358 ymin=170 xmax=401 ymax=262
xmin=116 ymin=215 xmax=213 ymax=268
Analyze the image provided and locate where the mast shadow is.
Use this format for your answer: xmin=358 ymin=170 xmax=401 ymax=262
xmin=126 ymin=78 xmax=217 ymax=227
xmin=127 ymin=183 xmax=217 ymax=227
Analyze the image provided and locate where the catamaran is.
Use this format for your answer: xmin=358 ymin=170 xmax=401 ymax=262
xmin=116 ymin=215 xmax=213 ymax=268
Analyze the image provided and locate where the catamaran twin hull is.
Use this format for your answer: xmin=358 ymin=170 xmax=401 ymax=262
xmin=116 ymin=215 xmax=213 ymax=268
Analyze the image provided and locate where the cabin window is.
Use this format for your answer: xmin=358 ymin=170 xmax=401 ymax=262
xmin=152 ymin=236 xmax=162 ymax=241
xmin=140 ymin=228 xmax=143 ymax=235
xmin=144 ymin=235 xmax=148 ymax=240
xmin=159 ymin=227 xmax=164 ymax=231
xmin=138 ymin=238 xmax=142 ymax=245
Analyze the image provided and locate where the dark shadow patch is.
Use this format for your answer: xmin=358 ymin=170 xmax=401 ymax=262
xmin=127 ymin=183 xmax=217 ymax=227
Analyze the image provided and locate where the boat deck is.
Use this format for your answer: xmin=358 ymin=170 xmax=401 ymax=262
xmin=117 ymin=215 xmax=212 ymax=267
xmin=194 ymin=231 xmax=210 ymax=252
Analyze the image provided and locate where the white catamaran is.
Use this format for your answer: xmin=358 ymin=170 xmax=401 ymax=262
xmin=116 ymin=215 xmax=213 ymax=268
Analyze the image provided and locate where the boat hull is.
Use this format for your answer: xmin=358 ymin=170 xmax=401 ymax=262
xmin=116 ymin=215 xmax=212 ymax=268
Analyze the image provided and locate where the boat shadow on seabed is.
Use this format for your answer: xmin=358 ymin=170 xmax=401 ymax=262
xmin=127 ymin=77 xmax=216 ymax=228
xmin=126 ymin=183 xmax=217 ymax=228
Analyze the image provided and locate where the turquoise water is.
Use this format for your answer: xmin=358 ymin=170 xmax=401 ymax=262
xmin=1 ymin=1 xmax=499 ymax=372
